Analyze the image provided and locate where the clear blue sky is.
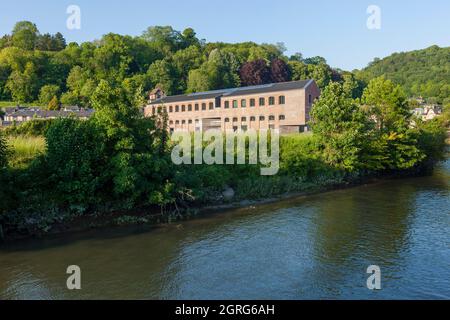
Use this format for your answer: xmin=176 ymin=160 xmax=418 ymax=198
xmin=0 ymin=0 xmax=449 ymax=70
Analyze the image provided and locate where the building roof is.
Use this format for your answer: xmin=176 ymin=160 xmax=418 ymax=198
xmin=5 ymin=108 xmax=94 ymax=118
xmin=149 ymin=79 xmax=314 ymax=105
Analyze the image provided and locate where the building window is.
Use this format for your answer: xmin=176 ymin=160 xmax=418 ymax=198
xmin=269 ymin=115 xmax=275 ymax=121
xmin=182 ymin=120 xmax=186 ymax=124
xmin=233 ymin=126 xmax=238 ymax=132
xmin=241 ymin=99 xmax=247 ymax=108
xmin=309 ymin=94 xmax=312 ymax=104
xmin=279 ymin=115 xmax=285 ymax=120
xmin=232 ymin=117 xmax=238 ymax=122
xmin=250 ymin=99 xmax=256 ymax=107
xmin=181 ymin=105 xmax=186 ymax=112
xmin=169 ymin=120 xmax=173 ymax=125
xmin=269 ymin=97 xmax=275 ymax=105
xmin=188 ymin=119 xmax=192 ymax=124
xmin=250 ymin=116 xmax=256 ymax=121
xmin=279 ymin=96 xmax=285 ymax=104
xmin=169 ymin=105 xmax=173 ymax=112
xmin=241 ymin=125 xmax=248 ymax=131
xmin=195 ymin=103 xmax=199 ymax=111
xmin=259 ymin=97 xmax=265 ymax=106
xmin=241 ymin=117 xmax=247 ymax=122
xmin=176 ymin=105 xmax=180 ymax=112
xmin=259 ymin=116 xmax=265 ymax=121
xmin=224 ymin=117 xmax=230 ymax=122
xmin=224 ymin=101 xmax=229 ymax=108
xmin=233 ymin=100 xmax=238 ymax=108
xmin=175 ymin=120 xmax=179 ymax=124
xmin=188 ymin=104 xmax=192 ymax=111
xmin=202 ymin=103 xmax=206 ymax=110
xmin=208 ymin=102 xmax=213 ymax=110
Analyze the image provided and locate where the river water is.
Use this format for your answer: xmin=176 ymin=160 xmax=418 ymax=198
xmin=0 ymin=160 xmax=449 ymax=300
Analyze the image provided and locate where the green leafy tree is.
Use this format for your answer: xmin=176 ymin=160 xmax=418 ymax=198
xmin=6 ymin=61 xmax=39 ymax=102
xmin=362 ymin=77 xmax=424 ymax=170
xmin=147 ymin=59 xmax=177 ymax=95
xmin=0 ymin=131 xmax=8 ymax=168
xmin=310 ymin=82 xmax=372 ymax=171
xmin=90 ymin=80 xmax=173 ymax=208
xmin=187 ymin=49 xmax=240 ymax=92
xmin=12 ymin=21 xmax=39 ymax=50
xmin=39 ymin=84 xmax=60 ymax=105
xmin=47 ymin=95 xmax=60 ymax=110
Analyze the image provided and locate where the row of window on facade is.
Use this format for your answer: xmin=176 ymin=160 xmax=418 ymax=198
xmin=153 ymin=95 xmax=287 ymax=114
xmin=168 ymin=115 xmax=285 ymax=126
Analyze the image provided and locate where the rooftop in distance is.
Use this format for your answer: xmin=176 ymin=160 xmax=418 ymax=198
xmin=148 ymin=79 xmax=314 ymax=105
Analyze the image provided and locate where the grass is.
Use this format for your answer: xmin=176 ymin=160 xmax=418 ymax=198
xmin=0 ymin=101 xmax=38 ymax=108
xmin=7 ymin=135 xmax=46 ymax=169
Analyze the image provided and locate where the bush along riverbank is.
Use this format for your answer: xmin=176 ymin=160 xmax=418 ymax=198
xmin=0 ymin=78 xmax=448 ymax=241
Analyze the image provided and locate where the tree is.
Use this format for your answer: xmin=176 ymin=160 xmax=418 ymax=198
xmin=362 ymin=77 xmax=410 ymax=131
xmin=310 ymin=82 xmax=372 ymax=171
xmin=47 ymin=95 xmax=60 ymax=110
xmin=270 ymin=58 xmax=291 ymax=83
xmin=309 ymin=63 xmax=332 ymax=89
xmin=12 ymin=21 xmax=39 ymax=50
xmin=142 ymin=26 xmax=183 ymax=55
xmin=303 ymin=56 xmax=327 ymax=65
xmin=0 ymin=131 xmax=8 ymax=168
xmin=90 ymin=80 xmax=173 ymax=207
xmin=239 ymin=59 xmax=271 ymax=86
xmin=6 ymin=61 xmax=39 ymax=102
xmin=187 ymin=49 xmax=240 ymax=92
xmin=147 ymin=59 xmax=177 ymax=95
xmin=362 ymin=77 xmax=424 ymax=170
xmin=39 ymin=84 xmax=60 ymax=105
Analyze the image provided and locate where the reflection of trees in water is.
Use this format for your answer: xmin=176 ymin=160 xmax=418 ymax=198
xmin=312 ymin=181 xmax=417 ymax=265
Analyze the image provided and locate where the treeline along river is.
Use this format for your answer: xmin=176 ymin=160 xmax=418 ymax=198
xmin=0 ymin=157 xmax=449 ymax=299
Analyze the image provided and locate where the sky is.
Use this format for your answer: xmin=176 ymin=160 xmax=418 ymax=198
xmin=0 ymin=0 xmax=449 ymax=71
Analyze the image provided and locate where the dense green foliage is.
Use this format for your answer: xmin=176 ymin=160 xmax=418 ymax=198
xmin=356 ymin=45 xmax=450 ymax=104
xmin=0 ymin=131 xmax=8 ymax=168
xmin=1 ymin=119 xmax=54 ymax=136
xmin=0 ymin=21 xmax=358 ymax=106
xmin=311 ymin=77 xmax=440 ymax=173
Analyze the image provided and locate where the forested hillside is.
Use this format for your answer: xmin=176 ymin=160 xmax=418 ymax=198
xmin=355 ymin=45 xmax=450 ymax=104
xmin=0 ymin=21 xmax=360 ymax=108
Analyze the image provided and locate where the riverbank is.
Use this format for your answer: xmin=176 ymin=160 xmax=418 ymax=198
xmin=0 ymin=168 xmax=427 ymax=243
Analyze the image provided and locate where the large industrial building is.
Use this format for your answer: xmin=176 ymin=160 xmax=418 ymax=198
xmin=145 ymin=79 xmax=320 ymax=134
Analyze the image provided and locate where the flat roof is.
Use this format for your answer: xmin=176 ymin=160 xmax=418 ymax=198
xmin=149 ymin=79 xmax=313 ymax=105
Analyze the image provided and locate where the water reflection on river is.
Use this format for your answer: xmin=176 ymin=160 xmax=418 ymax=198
xmin=1 ymin=160 xmax=449 ymax=299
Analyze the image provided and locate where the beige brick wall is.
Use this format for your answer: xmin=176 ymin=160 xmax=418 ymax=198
xmin=145 ymin=81 xmax=320 ymax=133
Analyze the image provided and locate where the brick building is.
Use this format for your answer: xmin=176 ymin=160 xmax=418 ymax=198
xmin=145 ymin=79 xmax=320 ymax=133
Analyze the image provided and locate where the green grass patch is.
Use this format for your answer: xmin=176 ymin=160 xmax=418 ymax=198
xmin=7 ymin=135 xmax=46 ymax=169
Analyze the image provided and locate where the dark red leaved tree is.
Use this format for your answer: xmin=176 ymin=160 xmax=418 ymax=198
xmin=239 ymin=59 xmax=271 ymax=86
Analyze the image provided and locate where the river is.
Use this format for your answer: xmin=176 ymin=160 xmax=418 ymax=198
xmin=0 ymin=159 xmax=449 ymax=300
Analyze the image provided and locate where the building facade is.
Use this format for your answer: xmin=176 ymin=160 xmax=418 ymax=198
xmin=145 ymin=80 xmax=320 ymax=133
